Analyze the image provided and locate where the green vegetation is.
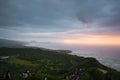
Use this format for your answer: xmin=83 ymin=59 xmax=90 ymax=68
xmin=0 ymin=47 xmax=120 ymax=80
xmin=8 ymin=56 xmax=39 ymax=67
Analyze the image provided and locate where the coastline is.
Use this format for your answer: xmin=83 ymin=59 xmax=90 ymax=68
xmin=68 ymin=51 xmax=120 ymax=72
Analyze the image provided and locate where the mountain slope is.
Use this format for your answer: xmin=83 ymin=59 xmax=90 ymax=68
xmin=0 ymin=39 xmax=26 ymax=48
xmin=0 ymin=47 xmax=120 ymax=80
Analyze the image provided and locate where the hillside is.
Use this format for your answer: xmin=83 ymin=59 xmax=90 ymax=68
xmin=0 ymin=39 xmax=26 ymax=48
xmin=0 ymin=47 xmax=120 ymax=80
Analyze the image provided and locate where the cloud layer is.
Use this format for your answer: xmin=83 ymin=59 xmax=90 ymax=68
xmin=0 ymin=0 xmax=120 ymax=42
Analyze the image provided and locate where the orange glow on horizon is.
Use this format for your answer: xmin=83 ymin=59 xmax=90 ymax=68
xmin=62 ymin=35 xmax=120 ymax=46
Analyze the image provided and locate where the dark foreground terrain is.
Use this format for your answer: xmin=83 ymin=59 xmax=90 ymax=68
xmin=0 ymin=47 xmax=120 ymax=80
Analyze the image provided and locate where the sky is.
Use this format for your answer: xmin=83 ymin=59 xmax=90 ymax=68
xmin=0 ymin=0 xmax=120 ymax=46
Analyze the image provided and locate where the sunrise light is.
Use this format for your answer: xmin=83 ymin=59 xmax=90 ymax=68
xmin=62 ymin=35 xmax=120 ymax=46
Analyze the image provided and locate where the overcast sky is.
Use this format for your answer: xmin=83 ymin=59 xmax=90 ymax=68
xmin=0 ymin=0 xmax=120 ymax=44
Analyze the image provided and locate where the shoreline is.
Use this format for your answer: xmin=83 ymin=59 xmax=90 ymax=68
xmin=68 ymin=51 xmax=120 ymax=72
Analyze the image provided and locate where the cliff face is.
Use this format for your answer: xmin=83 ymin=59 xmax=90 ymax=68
xmin=0 ymin=47 xmax=120 ymax=80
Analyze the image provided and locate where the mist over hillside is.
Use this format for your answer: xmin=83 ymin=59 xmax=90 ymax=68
xmin=0 ymin=39 xmax=26 ymax=48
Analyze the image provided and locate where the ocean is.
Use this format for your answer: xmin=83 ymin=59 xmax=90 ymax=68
xmin=67 ymin=45 xmax=120 ymax=71
xmin=30 ymin=43 xmax=120 ymax=71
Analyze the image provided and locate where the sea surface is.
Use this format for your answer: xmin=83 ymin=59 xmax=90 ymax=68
xmin=28 ymin=43 xmax=120 ymax=71
xmin=67 ymin=45 xmax=120 ymax=71
xmin=46 ymin=45 xmax=120 ymax=71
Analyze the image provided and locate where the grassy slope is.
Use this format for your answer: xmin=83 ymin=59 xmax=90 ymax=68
xmin=0 ymin=47 xmax=120 ymax=80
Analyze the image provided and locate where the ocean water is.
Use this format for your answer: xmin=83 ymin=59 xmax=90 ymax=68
xmin=30 ymin=43 xmax=120 ymax=71
xmin=67 ymin=45 xmax=120 ymax=71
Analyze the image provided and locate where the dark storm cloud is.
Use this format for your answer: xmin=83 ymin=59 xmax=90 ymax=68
xmin=76 ymin=0 xmax=120 ymax=28
xmin=0 ymin=0 xmax=120 ymax=28
xmin=0 ymin=0 xmax=120 ymax=41
xmin=0 ymin=0 xmax=76 ymax=30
